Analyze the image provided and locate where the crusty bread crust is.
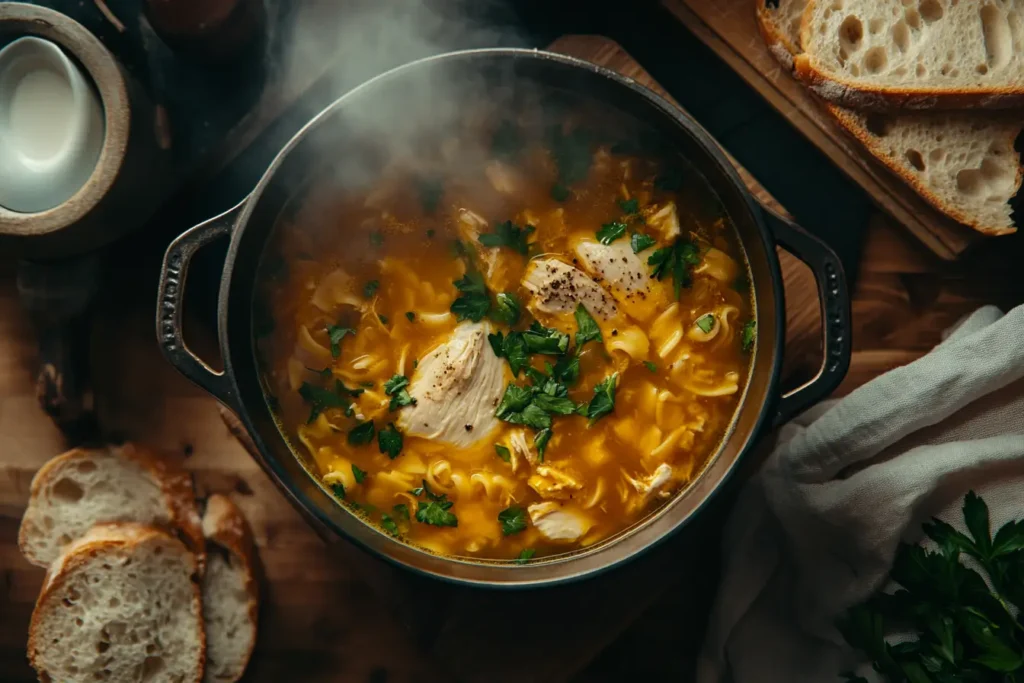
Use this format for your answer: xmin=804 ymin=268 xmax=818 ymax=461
xmin=823 ymin=104 xmax=1022 ymax=235
xmin=795 ymin=0 xmax=1024 ymax=111
xmin=202 ymin=494 xmax=259 ymax=683
xmin=18 ymin=443 xmax=205 ymax=572
xmin=28 ymin=523 xmax=205 ymax=683
xmin=755 ymin=0 xmax=798 ymax=70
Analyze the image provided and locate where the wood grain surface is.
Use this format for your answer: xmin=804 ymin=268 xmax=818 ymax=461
xmin=661 ymin=0 xmax=992 ymax=260
xmin=1 ymin=35 xmax=1021 ymax=683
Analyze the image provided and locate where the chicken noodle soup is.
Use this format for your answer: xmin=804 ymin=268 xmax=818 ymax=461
xmin=257 ymin=116 xmax=755 ymax=561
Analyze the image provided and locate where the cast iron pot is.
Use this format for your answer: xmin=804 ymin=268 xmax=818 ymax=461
xmin=157 ymin=48 xmax=851 ymax=588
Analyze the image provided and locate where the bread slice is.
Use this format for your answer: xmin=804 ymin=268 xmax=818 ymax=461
xmin=794 ymin=0 xmax=1024 ymax=110
xmin=18 ymin=443 xmax=204 ymax=569
xmin=757 ymin=0 xmax=1023 ymax=234
xmin=28 ymin=523 xmax=205 ymax=683
xmin=201 ymin=494 xmax=259 ymax=683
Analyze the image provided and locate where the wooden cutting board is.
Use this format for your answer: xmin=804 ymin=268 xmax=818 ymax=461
xmin=0 ymin=36 xmax=822 ymax=683
xmin=662 ymin=0 xmax=986 ymax=260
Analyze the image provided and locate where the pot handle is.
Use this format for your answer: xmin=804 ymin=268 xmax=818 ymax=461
xmin=156 ymin=198 xmax=248 ymax=411
xmin=761 ymin=206 xmax=851 ymax=427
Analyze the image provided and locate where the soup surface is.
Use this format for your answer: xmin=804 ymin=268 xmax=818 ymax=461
xmin=258 ymin=116 xmax=755 ymax=561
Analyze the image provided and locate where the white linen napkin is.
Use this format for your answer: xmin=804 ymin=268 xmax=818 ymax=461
xmin=697 ymin=305 xmax=1024 ymax=683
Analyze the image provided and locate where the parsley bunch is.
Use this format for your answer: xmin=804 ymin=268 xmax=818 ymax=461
xmin=839 ymin=492 xmax=1024 ymax=682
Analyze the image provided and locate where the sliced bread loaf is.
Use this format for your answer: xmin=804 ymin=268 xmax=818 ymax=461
xmin=794 ymin=0 xmax=1024 ymax=110
xmin=757 ymin=0 xmax=1023 ymax=234
xmin=28 ymin=523 xmax=205 ymax=683
xmin=201 ymin=494 xmax=259 ymax=683
xmin=18 ymin=443 xmax=204 ymax=569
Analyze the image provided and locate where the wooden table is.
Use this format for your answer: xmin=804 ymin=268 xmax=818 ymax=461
xmin=2 ymin=36 xmax=1023 ymax=683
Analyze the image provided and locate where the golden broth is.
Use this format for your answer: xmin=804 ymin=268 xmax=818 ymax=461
xmin=257 ymin=119 xmax=755 ymax=562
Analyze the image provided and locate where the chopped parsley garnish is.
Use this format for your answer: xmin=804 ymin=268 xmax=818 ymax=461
xmin=596 ymin=220 xmax=628 ymax=245
xmin=380 ymin=514 xmax=400 ymax=536
xmin=491 ymin=120 xmax=523 ymax=159
xmin=492 ymin=292 xmax=521 ymax=326
xmin=551 ymin=183 xmax=571 ymax=202
xmin=488 ymin=331 xmax=530 ymax=376
xmin=654 ymin=167 xmax=684 ymax=192
xmin=479 ymin=220 xmax=535 ymax=256
xmin=378 ymin=423 xmax=403 ymax=459
xmin=741 ymin=320 xmax=756 ymax=352
xmin=494 ymin=444 xmax=512 ymax=463
xmin=347 ymin=420 xmax=375 ymax=445
xmin=308 ymin=366 xmax=333 ymax=380
xmin=548 ymin=126 xmax=591 ymax=186
xmin=551 ymin=354 xmax=580 ymax=385
xmin=426 ymin=229 xmax=436 ymax=238
xmin=450 ymin=270 xmax=492 ymax=322
xmin=534 ymin=428 xmax=552 ymax=460
xmin=498 ymin=506 xmax=528 ymax=536
xmin=393 ymin=503 xmax=410 ymax=521
xmin=515 ymin=548 xmax=536 ymax=564
xmin=352 ymin=464 xmax=367 ymax=484
xmin=298 ymin=380 xmax=361 ymax=423
xmin=378 ymin=314 xmax=389 ymax=325
xmin=417 ymin=177 xmax=444 ymax=214
xmin=648 ymin=238 xmax=702 ymax=298
xmin=631 ymin=232 xmax=657 ymax=254
xmin=573 ymin=304 xmax=602 ymax=348
xmin=363 ymin=280 xmax=380 ymax=298
xmin=585 ymin=373 xmax=618 ymax=425
xmin=330 ymin=482 xmax=345 ymax=499
xmin=326 ymin=324 xmax=354 ymax=358
xmin=530 ymin=393 xmax=576 ymax=415
xmin=369 ymin=231 xmax=384 ymax=248
xmin=384 ymin=374 xmax=416 ymax=411
xmin=522 ymin=322 xmax=569 ymax=355
xmin=696 ymin=314 xmax=716 ymax=333
xmin=643 ymin=360 xmax=657 ymax=373
xmin=411 ymin=481 xmax=457 ymax=527
xmin=405 ymin=311 xmax=415 ymax=322
xmin=495 ymin=382 xmax=536 ymax=419
xmin=618 ymin=198 xmax=640 ymax=215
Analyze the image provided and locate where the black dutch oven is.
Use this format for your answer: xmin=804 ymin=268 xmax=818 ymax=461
xmin=157 ymin=48 xmax=851 ymax=588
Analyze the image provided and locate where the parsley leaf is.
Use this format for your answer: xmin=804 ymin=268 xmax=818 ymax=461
xmin=393 ymin=503 xmax=410 ymax=521
xmin=426 ymin=229 xmax=436 ymax=238
xmin=415 ymin=497 xmax=458 ymax=527
xmin=347 ymin=420 xmax=375 ymax=445
xmin=534 ymin=428 xmax=552 ymax=461
xmin=378 ymin=423 xmax=403 ymax=459
xmin=515 ymin=548 xmax=536 ymax=565
xmin=530 ymin=394 xmax=576 ymax=415
xmin=381 ymin=514 xmax=400 ymax=536
xmin=574 ymin=304 xmax=602 ymax=348
xmin=405 ymin=311 xmax=415 ymax=322
xmin=596 ymin=220 xmax=628 ymax=245
xmin=489 ymin=331 xmax=530 ymax=376
xmin=363 ymin=280 xmax=380 ymax=298
xmin=298 ymin=380 xmax=360 ymax=423
xmin=643 ymin=361 xmax=657 ymax=373
xmin=498 ymin=506 xmax=528 ymax=536
xmin=648 ymin=238 xmax=701 ymax=299
xmin=517 ymin=404 xmax=552 ymax=430
xmin=494 ymin=444 xmax=512 ymax=463
xmin=631 ymin=232 xmax=657 ymax=254
xmin=352 ymin=464 xmax=367 ymax=484
xmin=479 ymin=220 xmax=535 ymax=256
xmin=331 ymin=483 xmax=345 ymax=499
xmin=585 ymin=373 xmax=617 ymax=425
xmin=618 ymin=198 xmax=640 ymax=214
xmin=384 ymin=374 xmax=417 ymax=412
xmin=551 ymin=183 xmax=571 ymax=202
xmin=450 ymin=270 xmax=492 ymax=322
xmin=741 ymin=320 xmax=756 ymax=352
xmin=492 ymin=292 xmax=521 ymax=326
xmin=326 ymin=324 xmax=354 ymax=358
xmin=495 ymin=383 xmax=534 ymax=417
xmin=696 ymin=314 xmax=716 ymax=333
xmin=378 ymin=314 xmax=389 ymax=325
xmin=552 ymin=354 xmax=580 ymax=385
xmin=523 ymin=322 xmax=569 ymax=355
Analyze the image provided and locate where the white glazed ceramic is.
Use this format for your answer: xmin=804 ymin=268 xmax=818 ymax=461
xmin=0 ymin=36 xmax=105 ymax=213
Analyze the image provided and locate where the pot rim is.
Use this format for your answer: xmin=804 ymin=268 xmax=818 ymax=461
xmin=214 ymin=48 xmax=787 ymax=588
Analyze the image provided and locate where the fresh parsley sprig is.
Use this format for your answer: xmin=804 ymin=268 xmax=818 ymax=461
xmin=838 ymin=492 xmax=1024 ymax=682
xmin=648 ymin=238 xmax=702 ymax=299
